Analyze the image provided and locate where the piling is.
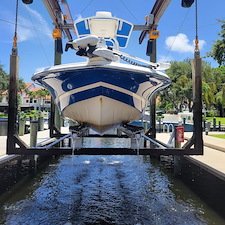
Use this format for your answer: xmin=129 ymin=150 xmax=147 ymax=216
xmin=38 ymin=117 xmax=44 ymax=131
xmin=174 ymin=126 xmax=184 ymax=176
xmin=18 ymin=118 xmax=25 ymax=136
xmin=205 ymin=122 xmax=210 ymax=135
xmin=213 ymin=117 xmax=216 ymax=131
xmin=30 ymin=121 xmax=38 ymax=147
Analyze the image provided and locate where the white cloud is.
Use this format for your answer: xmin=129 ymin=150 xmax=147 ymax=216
xmin=165 ymin=33 xmax=206 ymax=53
xmin=17 ymin=6 xmax=52 ymax=42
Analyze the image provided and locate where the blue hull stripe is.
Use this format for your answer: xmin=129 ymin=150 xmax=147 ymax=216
xmin=54 ymin=68 xmax=158 ymax=92
xmin=58 ymin=86 xmax=138 ymax=111
xmin=34 ymin=68 xmax=170 ymax=103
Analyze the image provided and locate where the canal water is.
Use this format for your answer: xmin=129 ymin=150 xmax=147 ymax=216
xmin=0 ymin=138 xmax=225 ymax=224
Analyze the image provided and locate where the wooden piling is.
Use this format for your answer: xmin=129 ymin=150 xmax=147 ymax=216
xmin=30 ymin=121 xmax=38 ymax=147
xmin=18 ymin=119 xmax=25 ymax=136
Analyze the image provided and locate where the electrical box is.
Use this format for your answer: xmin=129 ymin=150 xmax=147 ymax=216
xmin=149 ymin=30 xmax=160 ymax=40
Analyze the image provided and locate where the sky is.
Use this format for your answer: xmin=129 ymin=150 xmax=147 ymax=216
xmin=0 ymin=0 xmax=225 ymax=83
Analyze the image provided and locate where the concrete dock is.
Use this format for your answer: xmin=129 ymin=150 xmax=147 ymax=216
xmin=157 ymin=132 xmax=225 ymax=180
xmin=1 ymin=130 xmax=225 ymax=181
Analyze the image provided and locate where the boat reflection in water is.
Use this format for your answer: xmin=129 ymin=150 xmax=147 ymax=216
xmin=32 ymin=11 xmax=170 ymax=134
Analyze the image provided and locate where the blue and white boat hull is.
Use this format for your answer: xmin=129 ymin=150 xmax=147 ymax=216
xmin=32 ymin=61 xmax=170 ymax=134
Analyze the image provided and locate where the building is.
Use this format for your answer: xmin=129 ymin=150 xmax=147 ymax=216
xmin=0 ymin=83 xmax=51 ymax=112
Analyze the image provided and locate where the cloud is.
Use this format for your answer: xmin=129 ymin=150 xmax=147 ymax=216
xmin=165 ymin=33 xmax=206 ymax=53
xmin=17 ymin=6 xmax=52 ymax=42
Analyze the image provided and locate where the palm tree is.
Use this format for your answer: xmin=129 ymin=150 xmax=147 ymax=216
xmin=35 ymin=89 xmax=50 ymax=111
xmin=215 ymin=84 xmax=225 ymax=117
xmin=25 ymin=89 xmax=37 ymax=109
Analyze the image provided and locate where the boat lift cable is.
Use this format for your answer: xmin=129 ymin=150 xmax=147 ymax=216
xmin=194 ymin=0 xmax=199 ymax=52
xmin=80 ymin=0 xmax=95 ymax=14
xmin=12 ymin=0 xmax=19 ymax=53
xmin=24 ymin=5 xmax=51 ymax=65
xmin=118 ymin=0 xmax=141 ymax=24
xmin=162 ymin=8 xmax=191 ymax=62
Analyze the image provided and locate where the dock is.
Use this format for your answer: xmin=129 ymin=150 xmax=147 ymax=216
xmin=157 ymin=132 xmax=225 ymax=181
xmin=1 ymin=130 xmax=225 ymax=180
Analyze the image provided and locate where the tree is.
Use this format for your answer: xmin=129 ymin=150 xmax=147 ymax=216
xmin=207 ymin=20 xmax=225 ymax=66
xmin=0 ymin=64 xmax=9 ymax=101
xmin=158 ymin=59 xmax=222 ymax=115
xmin=215 ymin=85 xmax=225 ymax=117
xmin=35 ymin=88 xmax=50 ymax=110
xmin=159 ymin=60 xmax=193 ymax=113
xmin=0 ymin=63 xmax=26 ymax=100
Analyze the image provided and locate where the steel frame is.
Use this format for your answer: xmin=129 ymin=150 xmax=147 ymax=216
xmin=6 ymin=0 xmax=203 ymax=156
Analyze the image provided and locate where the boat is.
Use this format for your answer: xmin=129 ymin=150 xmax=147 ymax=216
xmin=32 ymin=11 xmax=170 ymax=134
xmin=162 ymin=111 xmax=194 ymax=132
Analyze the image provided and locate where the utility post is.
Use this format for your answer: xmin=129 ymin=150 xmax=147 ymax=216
xmin=191 ymin=50 xmax=203 ymax=153
xmin=191 ymin=0 xmax=203 ymax=154
xmin=149 ymin=39 xmax=157 ymax=139
xmin=50 ymin=27 xmax=63 ymax=137
xmin=7 ymin=45 xmax=19 ymax=154
xmin=7 ymin=0 xmax=19 ymax=154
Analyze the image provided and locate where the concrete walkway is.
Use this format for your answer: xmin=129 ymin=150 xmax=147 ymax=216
xmin=0 ymin=128 xmax=71 ymax=158
xmin=0 ymin=129 xmax=51 ymax=159
xmin=157 ymin=131 xmax=225 ymax=180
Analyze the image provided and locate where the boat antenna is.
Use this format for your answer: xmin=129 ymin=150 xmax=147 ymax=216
xmin=12 ymin=0 xmax=19 ymax=55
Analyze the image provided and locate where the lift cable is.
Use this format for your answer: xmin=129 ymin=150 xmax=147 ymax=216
xmin=12 ymin=0 xmax=19 ymax=53
xmin=24 ymin=5 xmax=51 ymax=65
xmin=162 ymin=7 xmax=191 ymax=62
xmin=194 ymin=0 xmax=199 ymax=52
xmin=118 ymin=0 xmax=141 ymax=24
xmin=80 ymin=0 xmax=95 ymax=14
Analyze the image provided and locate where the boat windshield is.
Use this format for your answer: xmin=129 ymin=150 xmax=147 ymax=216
xmin=74 ymin=11 xmax=133 ymax=48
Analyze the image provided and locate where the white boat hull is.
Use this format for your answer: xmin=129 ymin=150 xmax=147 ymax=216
xmin=32 ymin=61 xmax=170 ymax=134
xmin=62 ymin=95 xmax=141 ymax=133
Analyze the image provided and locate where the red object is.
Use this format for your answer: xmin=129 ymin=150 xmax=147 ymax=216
xmin=176 ymin=126 xmax=184 ymax=143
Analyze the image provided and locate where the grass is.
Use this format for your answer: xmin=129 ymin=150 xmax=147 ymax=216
xmin=210 ymin=134 xmax=225 ymax=139
xmin=0 ymin=113 xmax=8 ymax=118
xmin=206 ymin=117 xmax=225 ymax=125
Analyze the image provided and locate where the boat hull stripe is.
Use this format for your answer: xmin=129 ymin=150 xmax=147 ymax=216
xmin=57 ymin=86 xmax=143 ymax=112
xmin=55 ymin=81 xmax=145 ymax=105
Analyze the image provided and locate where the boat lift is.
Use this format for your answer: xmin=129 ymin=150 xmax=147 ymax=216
xmin=6 ymin=0 xmax=203 ymax=156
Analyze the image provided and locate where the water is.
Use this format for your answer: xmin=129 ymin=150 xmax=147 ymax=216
xmin=0 ymin=138 xmax=224 ymax=224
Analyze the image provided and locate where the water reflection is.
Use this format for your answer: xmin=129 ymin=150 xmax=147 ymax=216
xmin=0 ymin=137 xmax=224 ymax=224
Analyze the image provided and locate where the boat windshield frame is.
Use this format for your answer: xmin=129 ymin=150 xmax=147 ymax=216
xmin=74 ymin=13 xmax=133 ymax=49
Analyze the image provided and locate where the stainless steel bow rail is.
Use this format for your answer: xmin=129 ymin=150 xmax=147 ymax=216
xmin=7 ymin=0 xmax=203 ymax=156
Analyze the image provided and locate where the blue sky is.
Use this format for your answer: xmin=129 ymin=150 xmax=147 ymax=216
xmin=0 ymin=0 xmax=224 ymax=83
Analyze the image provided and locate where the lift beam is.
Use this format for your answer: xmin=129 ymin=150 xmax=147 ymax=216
xmin=139 ymin=0 xmax=172 ymax=44
xmin=42 ymin=0 xmax=75 ymax=40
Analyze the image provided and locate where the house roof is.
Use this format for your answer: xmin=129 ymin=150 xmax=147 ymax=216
xmin=1 ymin=90 xmax=8 ymax=95
xmin=2 ymin=83 xmax=50 ymax=99
xmin=32 ymin=87 xmax=45 ymax=92
xmin=2 ymin=83 xmax=34 ymax=95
